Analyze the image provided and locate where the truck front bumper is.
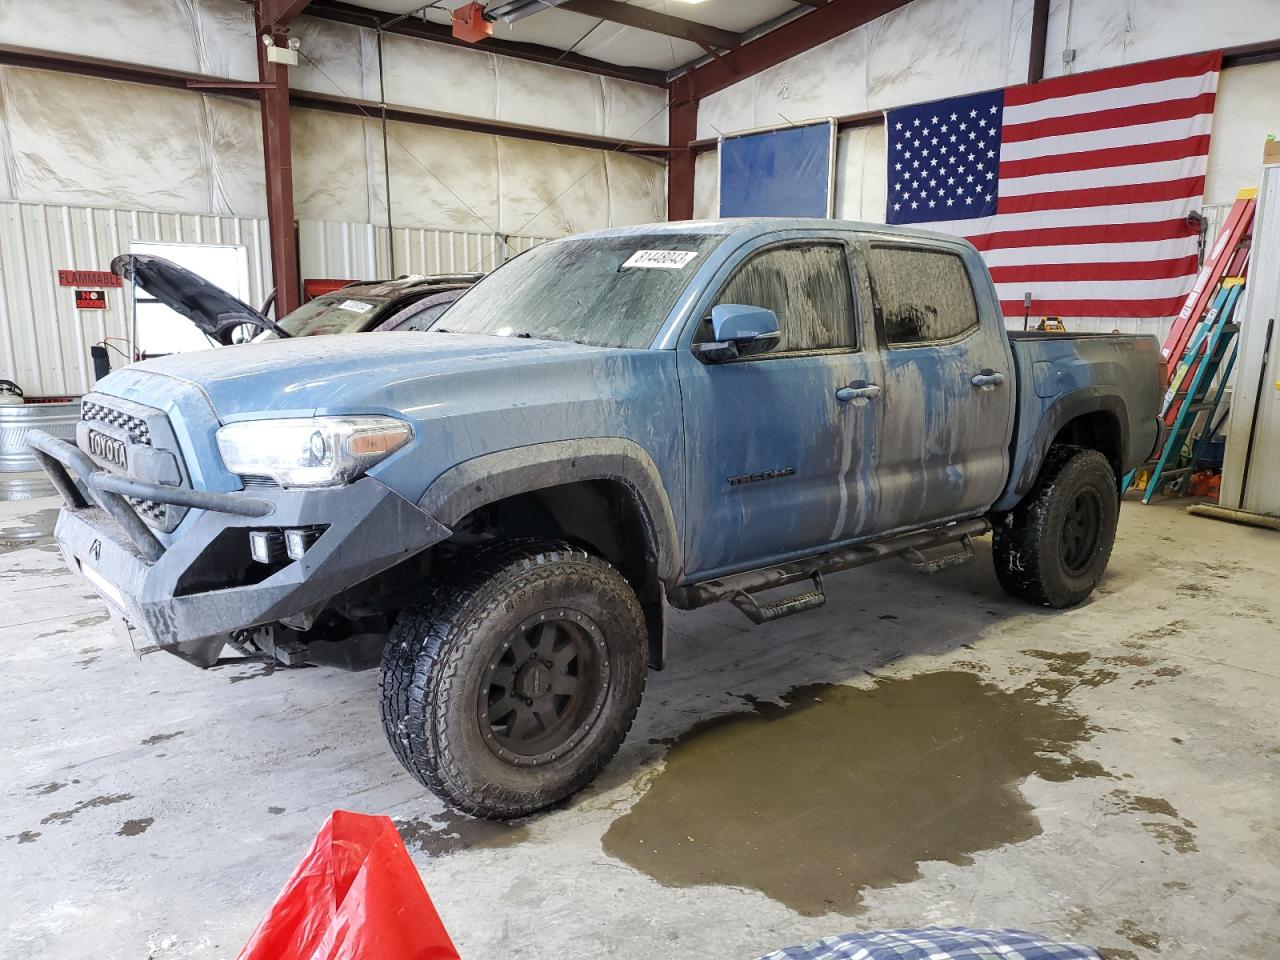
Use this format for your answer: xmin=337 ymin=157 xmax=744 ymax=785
xmin=29 ymin=430 xmax=450 ymax=666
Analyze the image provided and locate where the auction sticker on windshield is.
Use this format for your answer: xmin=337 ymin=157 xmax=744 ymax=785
xmin=622 ymin=250 xmax=699 ymax=270
xmin=338 ymin=299 xmax=374 ymax=313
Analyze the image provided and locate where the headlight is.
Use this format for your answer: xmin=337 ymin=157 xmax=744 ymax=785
xmin=216 ymin=416 xmax=412 ymax=488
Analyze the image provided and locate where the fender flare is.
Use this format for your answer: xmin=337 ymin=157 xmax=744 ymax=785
xmin=419 ymin=438 xmax=683 ymax=586
xmin=995 ymin=388 xmax=1130 ymax=512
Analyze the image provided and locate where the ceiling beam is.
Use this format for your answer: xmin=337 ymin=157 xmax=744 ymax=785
xmin=258 ymin=0 xmax=312 ymax=26
xmin=679 ymin=0 xmax=914 ymax=100
xmin=304 ymin=0 xmax=667 ymax=86
xmin=560 ymin=0 xmax=741 ymax=51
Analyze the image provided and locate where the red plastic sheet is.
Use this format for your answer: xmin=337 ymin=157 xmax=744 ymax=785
xmin=236 ymin=810 xmax=460 ymax=960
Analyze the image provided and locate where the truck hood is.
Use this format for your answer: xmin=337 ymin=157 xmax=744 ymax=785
xmin=112 ymin=254 xmax=274 ymax=344
xmin=108 ymin=332 xmax=618 ymax=418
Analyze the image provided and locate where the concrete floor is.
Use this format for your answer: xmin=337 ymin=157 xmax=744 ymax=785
xmin=2 ymin=492 xmax=1277 ymax=959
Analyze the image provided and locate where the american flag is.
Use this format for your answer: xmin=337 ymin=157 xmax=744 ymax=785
xmin=885 ymin=52 xmax=1222 ymax=321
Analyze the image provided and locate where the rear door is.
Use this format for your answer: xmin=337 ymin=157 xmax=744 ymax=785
xmin=676 ymin=235 xmax=883 ymax=579
xmin=864 ymin=240 xmax=1015 ymax=531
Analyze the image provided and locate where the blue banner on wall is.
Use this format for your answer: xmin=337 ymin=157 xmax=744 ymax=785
xmin=719 ymin=120 xmax=836 ymax=219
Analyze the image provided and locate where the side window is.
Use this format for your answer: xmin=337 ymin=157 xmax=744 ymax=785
xmin=868 ymin=245 xmax=979 ymax=347
xmin=394 ymin=301 xmax=452 ymax=332
xmin=705 ymin=243 xmax=857 ymax=355
xmin=376 ymin=296 xmax=454 ymax=332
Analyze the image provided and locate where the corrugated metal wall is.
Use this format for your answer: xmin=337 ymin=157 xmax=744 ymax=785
xmin=297 ymin=220 xmax=550 ymax=280
xmin=0 ymin=202 xmax=272 ymax=397
xmin=1 ymin=202 xmax=551 ymax=398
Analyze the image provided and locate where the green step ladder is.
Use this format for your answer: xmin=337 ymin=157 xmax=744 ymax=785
xmin=1136 ymin=281 xmax=1243 ymax=503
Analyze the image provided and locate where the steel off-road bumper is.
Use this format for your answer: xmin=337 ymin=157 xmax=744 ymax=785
xmin=28 ymin=431 xmax=450 ymax=666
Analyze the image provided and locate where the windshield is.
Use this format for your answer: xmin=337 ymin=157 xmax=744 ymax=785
xmin=259 ymin=294 xmax=388 ymax=340
xmin=434 ymin=234 xmax=723 ymax=349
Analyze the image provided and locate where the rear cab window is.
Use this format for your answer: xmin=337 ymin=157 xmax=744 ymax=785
xmin=867 ymin=244 xmax=979 ymax=347
xmin=697 ymin=242 xmax=858 ymax=356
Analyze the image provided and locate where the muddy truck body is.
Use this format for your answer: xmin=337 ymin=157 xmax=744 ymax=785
xmin=30 ymin=219 xmax=1161 ymax=818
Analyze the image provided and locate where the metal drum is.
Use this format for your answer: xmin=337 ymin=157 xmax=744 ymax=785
xmin=0 ymin=401 xmax=81 ymax=473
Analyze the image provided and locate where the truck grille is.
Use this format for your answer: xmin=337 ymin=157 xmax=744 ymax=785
xmin=81 ymin=399 xmax=152 ymax=445
xmin=79 ymin=394 xmax=188 ymax=533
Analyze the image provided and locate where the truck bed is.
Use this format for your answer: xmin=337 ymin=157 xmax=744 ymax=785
xmin=994 ymin=331 xmax=1163 ymax=512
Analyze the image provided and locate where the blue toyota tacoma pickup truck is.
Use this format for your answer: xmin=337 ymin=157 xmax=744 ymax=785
xmin=31 ymin=218 xmax=1161 ymax=818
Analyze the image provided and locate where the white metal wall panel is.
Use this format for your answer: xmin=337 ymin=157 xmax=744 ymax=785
xmin=1221 ymin=164 xmax=1280 ymax=514
xmin=2 ymin=204 xmax=553 ymax=397
xmin=0 ymin=202 xmax=271 ymax=397
xmin=296 ymin=220 xmax=550 ymax=281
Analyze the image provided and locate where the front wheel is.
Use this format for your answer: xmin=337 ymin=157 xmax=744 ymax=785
xmin=992 ymin=445 xmax=1119 ymax=608
xmin=379 ymin=540 xmax=647 ymax=819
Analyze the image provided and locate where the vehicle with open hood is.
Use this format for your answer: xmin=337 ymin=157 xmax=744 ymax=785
xmin=110 ymin=253 xmax=478 ymax=346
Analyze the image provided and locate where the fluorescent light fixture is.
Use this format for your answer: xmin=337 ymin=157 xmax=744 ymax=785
xmin=485 ymin=0 xmax=571 ymax=23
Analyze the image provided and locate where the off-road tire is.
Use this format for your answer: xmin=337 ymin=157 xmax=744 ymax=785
xmin=379 ymin=539 xmax=647 ymax=819
xmin=992 ymin=445 xmax=1119 ymax=608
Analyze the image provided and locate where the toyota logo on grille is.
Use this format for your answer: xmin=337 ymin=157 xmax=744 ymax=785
xmin=87 ymin=430 xmax=128 ymax=469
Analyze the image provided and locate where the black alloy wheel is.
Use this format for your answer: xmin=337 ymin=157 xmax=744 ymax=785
xmin=1059 ymin=488 xmax=1103 ymax=577
xmin=479 ymin=612 xmax=609 ymax=766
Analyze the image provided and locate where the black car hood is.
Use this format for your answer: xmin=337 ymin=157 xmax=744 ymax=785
xmin=111 ymin=254 xmax=271 ymax=345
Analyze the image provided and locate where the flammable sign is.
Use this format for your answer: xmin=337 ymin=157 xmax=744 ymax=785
xmin=75 ymin=290 xmax=108 ymax=310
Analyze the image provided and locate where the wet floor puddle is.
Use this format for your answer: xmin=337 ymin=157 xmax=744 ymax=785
xmin=397 ymin=811 xmax=529 ymax=858
xmin=0 ymin=507 xmax=59 ymax=553
xmin=602 ymin=671 xmax=1105 ymax=916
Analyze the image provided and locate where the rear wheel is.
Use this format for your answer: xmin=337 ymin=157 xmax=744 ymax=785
xmin=992 ymin=445 xmax=1119 ymax=608
xmin=380 ymin=539 xmax=646 ymax=819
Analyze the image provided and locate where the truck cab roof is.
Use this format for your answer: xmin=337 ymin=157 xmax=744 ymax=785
xmin=569 ymin=217 xmax=972 ymax=248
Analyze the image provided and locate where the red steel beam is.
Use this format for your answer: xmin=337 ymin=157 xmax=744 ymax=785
xmin=560 ymin=0 xmax=741 ymax=50
xmin=679 ymin=0 xmax=915 ymax=101
xmin=255 ymin=7 xmax=302 ymax=316
xmin=260 ymin=0 xmax=312 ymax=24
xmin=667 ymin=75 xmax=698 ymax=220
xmin=1027 ymin=0 xmax=1050 ymax=83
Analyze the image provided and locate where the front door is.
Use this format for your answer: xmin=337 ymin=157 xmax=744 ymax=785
xmin=676 ymin=237 xmax=883 ymax=580
xmin=864 ymin=240 xmax=1015 ymax=532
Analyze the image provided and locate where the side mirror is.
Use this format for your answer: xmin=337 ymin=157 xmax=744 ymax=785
xmin=693 ymin=304 xmax=781 ymax=363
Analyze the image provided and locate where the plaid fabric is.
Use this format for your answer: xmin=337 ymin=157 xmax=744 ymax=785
xmin=756 ymin=927 xmax=1101 ymax=960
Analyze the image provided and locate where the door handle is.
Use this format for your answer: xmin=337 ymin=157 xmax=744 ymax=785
xmin=971 ymin=371 xmax=1006 ymax=388
xmin=836 ymin=383 xmax=882 ymax=402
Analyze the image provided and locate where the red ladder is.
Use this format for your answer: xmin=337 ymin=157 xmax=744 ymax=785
xmin=1161 ymin=191 xmax=1257 ymax=382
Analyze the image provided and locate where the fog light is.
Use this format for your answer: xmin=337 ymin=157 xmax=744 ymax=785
xmin=249 ymin=530 xmax=285 ymax=564
xmin=284 ymin=527 xmax=322 ymax=560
